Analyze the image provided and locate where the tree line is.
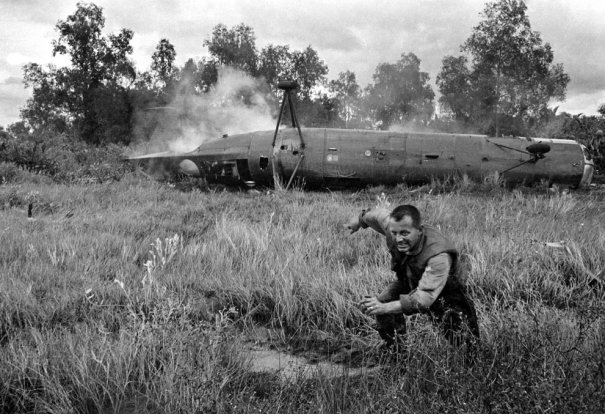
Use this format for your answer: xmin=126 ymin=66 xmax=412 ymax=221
xmin=4 ymin=0 xmax=605 ymax=149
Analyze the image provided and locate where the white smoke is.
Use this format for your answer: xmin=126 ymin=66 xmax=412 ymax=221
xmin=388 ymin=121 xmax=438 ymax=134
xmin=136 ymin=67 xmax=277 ymax=154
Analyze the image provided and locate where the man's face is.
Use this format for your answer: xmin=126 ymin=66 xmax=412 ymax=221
xmin=389 ymin=215 xmax=422 ymax=253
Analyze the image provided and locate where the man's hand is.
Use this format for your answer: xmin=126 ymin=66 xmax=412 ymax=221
xmin=360 ymin=296 xmax=387 ymax=316
xmin=346 ymin=215 xmax=362 ymax=234
xmin=359 ymin=296 xmax=401 ymax=316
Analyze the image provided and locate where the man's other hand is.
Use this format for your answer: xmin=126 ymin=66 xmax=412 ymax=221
xmin=360 ymin=296 xmax=400 ymax=315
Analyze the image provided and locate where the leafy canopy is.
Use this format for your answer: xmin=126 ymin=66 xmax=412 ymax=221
xmin=437 ymin=0 xmax=569 ymax=135
xmin=22 ymin=2 xmax=135 ymax=144
xmin=365 ymin=53 xmax=435 ymax=129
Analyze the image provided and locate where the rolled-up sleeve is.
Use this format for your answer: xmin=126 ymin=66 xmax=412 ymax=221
xmin=377 ymin=279 xmax=405 ymax=303
xmin=359 ymin=207 xmax=391 ymax=235
xmin=399 ymin=253 xmax=451 ymax=314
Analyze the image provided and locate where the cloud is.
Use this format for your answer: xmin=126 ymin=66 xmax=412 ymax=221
xmin=1 ymin=77 xmax=23 ymax=86
xmin=522 ymin=1 xmax=605 ymax=111
xmin=265 ymin=0 xmax=483 ymax=83
xmin=554 ymin=89 xmax=605 ymax=115
xmin=0 ymin=82 xmax=29 ymax=127
xmin=1 ymin=0 xmax=68 ymax=25
xmin=6 ymin=53 xmax=31 ymax=66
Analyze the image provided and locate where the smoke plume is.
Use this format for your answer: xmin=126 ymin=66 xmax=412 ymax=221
xmin=132 ymin=67 xmax=276 ymax=154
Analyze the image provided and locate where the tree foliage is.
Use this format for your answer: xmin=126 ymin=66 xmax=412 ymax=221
xmin=290 ymin=46 xmax=328 ymax=102
xmin=257 ymin=44 xmax=328 ymax=102
xmin=365 ymin=53 xmax=435 ymax=129
xmin=150 ymin=38 xmax=177 ymax=89
xmin=328 ymin=71 xmax=361 ymax=128
xmin=436 ymin=56 xmax=474 ymax=124
xmin=201 ymin=23 xmax=328 ymax=109
xmin=437 ymin=0 xmax=569 ymax=136
xmin=178 ymin=58 xmax=218 ymax=94
xmin=21 ymin=64 xmax=71 ymax=132
xmin=51 ymin=3 xmax=135 ymax=86
xmin=257 ymin=44 xmax=293 ymax=92
xmin=203 ymin=23 xmax=258 ymax=75
xmin=22 ymin=2 xmax=135 ymax=144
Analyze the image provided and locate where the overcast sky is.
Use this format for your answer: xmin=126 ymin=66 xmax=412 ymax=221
xmin=1 ymin=0 xmax=604 ymax=128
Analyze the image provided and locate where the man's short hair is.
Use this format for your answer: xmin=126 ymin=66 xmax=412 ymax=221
xmin=390 ymin=205 xmax=421 ymax=228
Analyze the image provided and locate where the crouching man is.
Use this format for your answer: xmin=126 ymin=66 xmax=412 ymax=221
xmin=348 ymin=204 xmax=480 ymax=352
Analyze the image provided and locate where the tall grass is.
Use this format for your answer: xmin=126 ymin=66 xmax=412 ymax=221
xmin=1 ymin=174 xmax=604 ymax=412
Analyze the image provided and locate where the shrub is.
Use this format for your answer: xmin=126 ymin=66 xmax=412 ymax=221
xmin=0 ymin=162 xmax=19 ymax=184
xmin=0 ymin=128 xmax=134 ymax=184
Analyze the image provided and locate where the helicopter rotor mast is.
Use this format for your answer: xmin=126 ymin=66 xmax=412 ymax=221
xmin=271 ymin=80 xmax=306 ymax=190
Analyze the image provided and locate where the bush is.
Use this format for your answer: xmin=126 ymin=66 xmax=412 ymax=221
xmin=0 ymin=162 xmax=53 ymax=186
xmin=0 ymin=128 xmax=134 ymax=184
xmin=0 ymin=162 xmax=19 ymax=184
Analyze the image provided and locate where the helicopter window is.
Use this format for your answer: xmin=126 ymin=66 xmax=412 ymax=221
xmin=213 ymin=161 xmax=236 ymax=177
xmin=259 ymin=156 xmax=269 ymax=170
xmin=280 ymin=144 xmax=289 ymax=151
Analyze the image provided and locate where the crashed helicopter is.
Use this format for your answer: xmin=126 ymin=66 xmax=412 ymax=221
xmin=128 ymin=81 xmax=594 ymax=189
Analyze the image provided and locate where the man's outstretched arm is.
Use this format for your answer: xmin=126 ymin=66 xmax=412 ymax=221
xmin=346 ymin=207 xmax=391 ymax=235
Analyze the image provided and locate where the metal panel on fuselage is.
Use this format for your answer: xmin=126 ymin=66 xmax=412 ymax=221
xmin=190 ymin=134 xmax=252 ymax=158
xmin=271 ymin=128 xmax=317 ymax=186
xmin=504 ymin=138 xmax=583 ymax=184
xmin=247 ymin=131 xmax=275 ymax=186
xmin=267 ymin=128 xmax=407 ymax=186
xmin=322 ymin=129 xmax=405 ymax=185
xmin=481 ymin=137 xmax=533 ymax=182
xmin=539 ymin=140 xmax=585 ymax=184
xmin=247 ymin=128 xmax=325 ymax=187
xmin=298 ymin=129 xmax=325 ymax=186
xmin=453 ymin=135 xmax=483 ymax=178
xmin=371 ymin=133 xmax=406 ymax=184
xmin=481 ymin=137 xmax=585 ymax=184
xmin=405 ymin=133 xmax=479 ymax=182
xmin=323 ymin=129 xmax=376 ymax=184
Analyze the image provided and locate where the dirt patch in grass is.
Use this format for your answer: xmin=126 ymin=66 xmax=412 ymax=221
xmin=245 ymin=345 xmax=385 ymax=382
xmin=240 ymin=325 xmax=396 ymax=382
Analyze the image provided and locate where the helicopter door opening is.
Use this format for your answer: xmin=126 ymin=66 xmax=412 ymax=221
xmin=259 ymin=156 xmax=269 ymax=170
xmin=236 ymin=159 xmax=255 ymax=187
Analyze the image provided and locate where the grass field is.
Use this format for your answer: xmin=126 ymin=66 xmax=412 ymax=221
xmin=1 ymin=173 xmax=604 ymax=413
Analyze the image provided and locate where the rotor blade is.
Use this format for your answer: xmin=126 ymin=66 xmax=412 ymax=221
xmin=125 ymin=151 xmax=183 ymax=161
xmin=500 ymin=159 xmax=534 ymax=174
